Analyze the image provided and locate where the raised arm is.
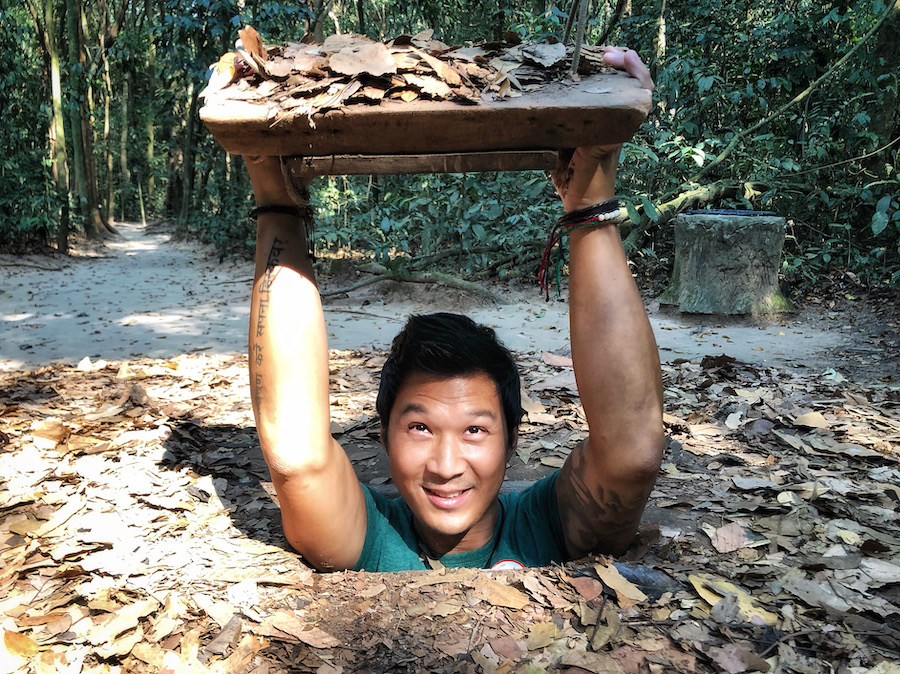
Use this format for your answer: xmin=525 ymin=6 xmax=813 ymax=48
xmin=552 ymin=49 xmax=665 ymax=557
xmin=245 ymin=156 xmax=366 ymax=570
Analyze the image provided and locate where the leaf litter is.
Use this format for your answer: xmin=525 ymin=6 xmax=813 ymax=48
xmin=201 ymin=26 xmax=615 ymax=124
xmin=0 ymin=346 xmax=898 ymax=673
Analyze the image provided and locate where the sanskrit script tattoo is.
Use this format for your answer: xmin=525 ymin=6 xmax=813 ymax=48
xmin=251 ymin=237 xmax=285 ymax=408
xmin=557 ymin=442 xmax=653 ymax=558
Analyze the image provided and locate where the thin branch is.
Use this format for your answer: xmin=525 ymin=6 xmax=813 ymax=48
xmin=683 ymin=0 xmax=900 ymax=189
xmin=786 ymin=134 xmax=900 ymax=177
xmin=569 ymin=0 xmax=590 ymax=77
xmin=320 ymin=308 xmax=404 ymax=322
xmin=621 ymin=181 xmax=743 ymax=250
xmin=562 ymin=0 xmax=578 ymax=43
xmin=320 ymin=271 xmax=507 ymax=304
xmin=595 ymin=0 xmax=629 ymax=46
xmin=409 ymin=240 xmax=544 ymax=271
xmin=0 ymin=262 xmax=64 ymax=271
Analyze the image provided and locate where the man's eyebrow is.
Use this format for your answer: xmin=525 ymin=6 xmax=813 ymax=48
xmin=465 ymin=409 xmax=498 ymax=420
xmin=395 ymin=404 xmax=498 ymax=420
xmin=396 ymin=402 xmax=428 ymax=417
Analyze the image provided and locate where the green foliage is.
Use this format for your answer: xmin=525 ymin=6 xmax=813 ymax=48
xmin=504 ymin=3 xmax=568 ymax=42
xmin=0 ymin=6 xmax=58 ymax=249
xmin=313 ymin=171 xmax=557 ymax=277
xmin=3 ymin=0 xmax=898 ymax=290
xmin=611 ymin=0 xmax=900 ymax=287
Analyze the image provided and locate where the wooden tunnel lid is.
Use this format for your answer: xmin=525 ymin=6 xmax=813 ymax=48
xmin=201 ymin=72 xmax=651 ymax=162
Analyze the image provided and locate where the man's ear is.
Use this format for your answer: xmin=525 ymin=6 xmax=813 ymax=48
xmin=506 ymin=428 xmax=519 ymax=461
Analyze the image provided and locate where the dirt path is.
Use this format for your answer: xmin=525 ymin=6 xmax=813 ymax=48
xmin=0 ymin=220 xmax=892 ymax=379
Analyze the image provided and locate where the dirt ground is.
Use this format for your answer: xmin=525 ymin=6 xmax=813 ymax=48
xmin=1 ymin=220 xmax=897 ymax=489
xmin=2 ymin=220 xmax=897 ymax=378
xmin=1 ymin=222 xmax=899 ymax=673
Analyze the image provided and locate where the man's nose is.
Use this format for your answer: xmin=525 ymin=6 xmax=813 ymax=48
xmin=426 ymin=435 xmax=465 ymax=478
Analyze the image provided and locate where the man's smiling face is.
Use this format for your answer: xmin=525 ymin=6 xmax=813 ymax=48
xmin=384 ymin=371 xmax=508 ymax=556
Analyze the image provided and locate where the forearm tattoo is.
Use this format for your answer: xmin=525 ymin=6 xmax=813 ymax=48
xmin=251 ymin=237 xmax=285 ymax=408
xmin=557 ymin=442 xmax=653 ymax=558
xmin=553 ymin=148 xmax=576 ymax=198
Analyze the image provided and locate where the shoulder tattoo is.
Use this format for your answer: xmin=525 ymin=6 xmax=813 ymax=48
xmin=557 ymin=442 xmax=652 ymax=559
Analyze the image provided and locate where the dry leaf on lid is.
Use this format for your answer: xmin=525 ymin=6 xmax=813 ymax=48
xmin=521 ymin=43 xmax=567 ymax=68
xmin=594 ymin=562 xmax=647 ymax=608
xmin=409 ymin=46 xmax=462 ymax=86
xmin=321 ymin=33 xmax=373 ymax=54
xmin=329 ymin=42 xmax=397 ymax=78
xmin=238 ymin=25 xmax=267 ymax=61
xmin=404 ymin=74 xmax=453 ymax=98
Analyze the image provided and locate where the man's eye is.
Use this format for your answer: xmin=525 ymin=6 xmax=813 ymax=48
xmin=410 ymin=423 xmax=428 ymax=432
xmin=466 ymin=426 xmax=485 ymax=434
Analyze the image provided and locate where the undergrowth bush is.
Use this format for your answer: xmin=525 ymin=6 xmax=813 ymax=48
xmin=313 ymin=170 xmax=560 ymax=278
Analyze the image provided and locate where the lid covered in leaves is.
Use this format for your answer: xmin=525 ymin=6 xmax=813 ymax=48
xmin=200 ymin=26 xmax=652 ymax=161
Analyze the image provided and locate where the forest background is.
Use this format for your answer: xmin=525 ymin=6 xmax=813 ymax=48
xmin=1 ymin=0 xmax=899 ymax=292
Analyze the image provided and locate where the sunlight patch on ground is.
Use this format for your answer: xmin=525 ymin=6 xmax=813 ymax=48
xmin=107 ymin=239 xmax=163 ymax=254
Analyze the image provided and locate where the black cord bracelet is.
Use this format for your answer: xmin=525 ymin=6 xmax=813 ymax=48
xmin=248 ymin=204 xmax=300 ymax=219
xmin=556 ymin=198 xmax=620 ymax=227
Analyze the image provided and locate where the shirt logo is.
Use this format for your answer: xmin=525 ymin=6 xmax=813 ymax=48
xmin=491 ymin=559 xmax=525 ymax=570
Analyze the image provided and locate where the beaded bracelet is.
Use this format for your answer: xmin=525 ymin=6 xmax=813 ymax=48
xmin=538 ymin=199 xmax=621 ymax=299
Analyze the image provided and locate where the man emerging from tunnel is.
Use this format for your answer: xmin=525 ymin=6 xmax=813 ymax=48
xmin=242 ymin=48 xmax=664 ymax=572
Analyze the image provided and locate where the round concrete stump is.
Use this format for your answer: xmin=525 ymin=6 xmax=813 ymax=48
xmin=659 ymin=211 xmax=793 ymax=316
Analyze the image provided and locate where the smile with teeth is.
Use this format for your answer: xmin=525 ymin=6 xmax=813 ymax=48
xmin=424 ymin=487 xmax=471 ymax=507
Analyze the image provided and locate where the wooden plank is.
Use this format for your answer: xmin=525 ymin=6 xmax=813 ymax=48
xmin=200 ymin=72 xmax=650 ymax=161
xmin=283 ymin=151 xmax=558 ymax=177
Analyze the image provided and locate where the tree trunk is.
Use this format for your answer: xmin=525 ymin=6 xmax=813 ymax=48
xmin=329 ymin=2 xmax=341 ymax=34
xmin=356 ymin=0 xmax=365 ymax=34
xmin=79 ymin=0 xmax=108 ymax=236
xmin=30 ymin=0 xmax=71 ymax=253
xmin=64 ymin=0 xmax=121 ymax=237
xmin=81 ymin=108 xmax=109 ymax=236
xmin=178 ymin=83 xmax=201 ymax=225
xmin=119 ymin=71 xmax=132 ymax=221
xmin=870 ymin=0 xmax=900 ymax=171
xmin=310 ymin=0 xmax=335 ymax=42
xmin=103 ymin=50 xmax=114 ymax=222
xmin=164 ymin=114 xmax=183 ymax=217
xmin=656 ymin=0 xmax=666 ymax=63
xmin=64 ymin=0 xmax=109 ymax=238
xmin=65 ymin=0 xmax=90 ymax=235
xmin=145 ymin=0 xmax=157 ymax=203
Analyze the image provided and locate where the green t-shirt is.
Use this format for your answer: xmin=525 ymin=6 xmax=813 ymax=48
xmin=353 ymin=471 xmax=567 ymax=572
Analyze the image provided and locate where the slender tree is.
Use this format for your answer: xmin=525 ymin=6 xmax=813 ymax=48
xmin=26 ymin=0 xmax=71 ymax=252
xmin=871 ymin=0 xmax=899 ymax=155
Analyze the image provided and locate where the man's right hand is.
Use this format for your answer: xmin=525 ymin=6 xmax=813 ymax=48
xmin=245 ymin=156 xmax=368 ymax=571
xmin=551 ymin=47 xmax=654 ymax=214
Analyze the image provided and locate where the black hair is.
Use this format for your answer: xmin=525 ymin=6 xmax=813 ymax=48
xmin=376 ymin=313 xmax=522 ymax=454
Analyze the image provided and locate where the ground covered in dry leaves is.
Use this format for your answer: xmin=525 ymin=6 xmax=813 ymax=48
xmin=1 ymin=344 xmax=899 ymax=673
